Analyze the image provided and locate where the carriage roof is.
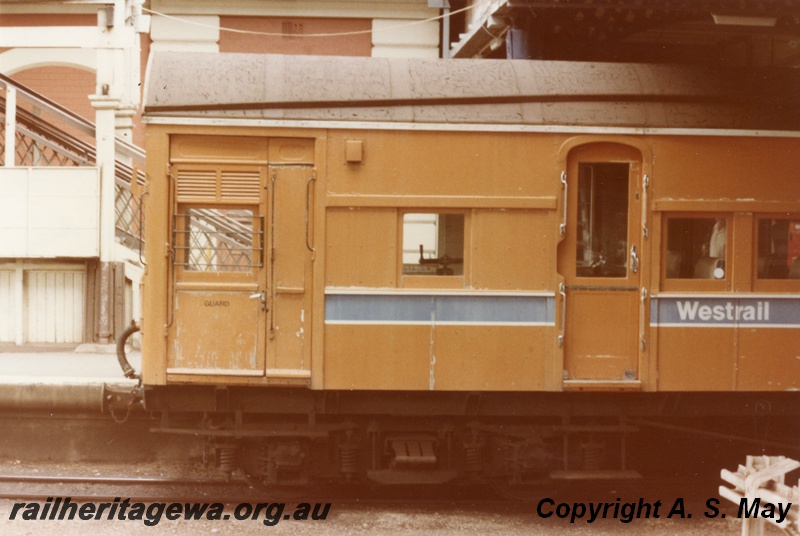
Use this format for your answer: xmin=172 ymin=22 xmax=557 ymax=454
xmin=143 ymin=51 xmax=798 ymax=132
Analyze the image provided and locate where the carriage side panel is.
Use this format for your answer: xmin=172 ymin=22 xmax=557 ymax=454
xmin=651 ymin=136 xmax=800 ymax=391
xmin=322 ymin=130 xmax=560 ymax=391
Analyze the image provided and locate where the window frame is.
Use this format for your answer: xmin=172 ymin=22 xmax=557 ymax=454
xmin=574 ymin=161 xmax=632 ymax=280
xmin=752 ymin=213 xmax=800 ymax=292
xmin=398 ymin=209 xmax=470 ymax=289
xmin=660 ymin=212 xmax=732 ymax=292
xmin=173 ymin=203 xmax=264 ymax=284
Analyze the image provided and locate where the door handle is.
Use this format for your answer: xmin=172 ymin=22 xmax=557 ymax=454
xmin=630 ymin=245 xmax=639 ymax=274
xmin=250 ymin=291 xmax=266 ymax=311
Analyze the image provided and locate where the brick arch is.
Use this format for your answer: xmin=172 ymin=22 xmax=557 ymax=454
xmin=11 ymin=65 xmax=96 ymax=122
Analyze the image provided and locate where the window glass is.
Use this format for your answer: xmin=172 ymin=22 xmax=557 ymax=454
xmin=665 ymin=217 xmax=727 ymax=279
xmin=402 ymin=213 xmax=464 ymax=276
xmin=757 ymin=218 xmax=800 ymax=279
xmin=575 ymin=163 xmax=628 ymax=277
xmin=176 ymin=208 xmax=261 ymax=272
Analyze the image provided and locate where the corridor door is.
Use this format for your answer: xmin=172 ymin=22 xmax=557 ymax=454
xmin=559 ymin=144 xmax=644 ymax=383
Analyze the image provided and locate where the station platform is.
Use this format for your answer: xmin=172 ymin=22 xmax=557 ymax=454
xmin=0 ymin=345 xmax=205 ymax=463
xmin=0 ymin=344 xmax=139 ymax=412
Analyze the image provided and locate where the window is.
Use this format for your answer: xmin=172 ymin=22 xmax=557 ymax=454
xmin=664 ymin=216 xmax=728 ymax=280
xmin=575 ymin=163 xmax=629 ymax=277
xmin=174 ymin=207 xmax=263 ymax=272
xmin=402 ymin=213 xmax=464 ymax=276
xmin=757 ymin=217 xmax=800 ymax=280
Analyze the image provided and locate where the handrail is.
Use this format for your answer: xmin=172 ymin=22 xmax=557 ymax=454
xmin=0 ymin=73 xmax=145 ymax=164
xmin=1 ymin=75 xmax=145 ymax=254
xmin=1 ymin=94 xmax=142 ymax=187
xmin=1 ymin=74 xmax=258 ymax=262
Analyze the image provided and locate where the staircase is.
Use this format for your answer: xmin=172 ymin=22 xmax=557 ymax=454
xmin=0 ymin=74 xmax=257 ymax=344
xmin=0 ymin=73 xmax=145 ymax=255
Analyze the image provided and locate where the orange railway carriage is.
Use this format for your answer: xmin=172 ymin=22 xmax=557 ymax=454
xmin=132 ymin=52 xmax=800 ymax=484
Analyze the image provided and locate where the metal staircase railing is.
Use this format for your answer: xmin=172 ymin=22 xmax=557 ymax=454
xmin=1 ymin=74 xmax=254 ymax=262
xmin=0 ymin=74 xmax=254 ymax=262
xmin=0 ymin=73 xmax=146 ymax=253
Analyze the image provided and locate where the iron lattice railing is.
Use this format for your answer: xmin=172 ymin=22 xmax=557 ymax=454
xmin=2 ymin=75 xmax=254 ymax=263
xmin=1 ymin=78 xmax=146 ymax=254
xmin=173 ymin=209 xmax=262 ymax=272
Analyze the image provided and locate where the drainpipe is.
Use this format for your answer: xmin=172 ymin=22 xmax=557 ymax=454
xmin=442 ymin=0 xmax=451 ymax=59
xmin=116 ymin=321 xmax=140 ymax=379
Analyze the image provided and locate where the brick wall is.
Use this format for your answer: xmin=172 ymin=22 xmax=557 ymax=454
xmin=220 ymin=17 xmax=372 ymax=56
xmin=3 ymin=13 xmax=148 ymax=149
xmin=12 ymin=66 xmax=96 ymax=123
xmin=0 ymin=14 xmax=95 ymax=26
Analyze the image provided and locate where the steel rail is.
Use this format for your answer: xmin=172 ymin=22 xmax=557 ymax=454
xmin=0 ymin=474 xmax=241 ymax=486
xmin=0 ymin=473 xmax=256 ymax=503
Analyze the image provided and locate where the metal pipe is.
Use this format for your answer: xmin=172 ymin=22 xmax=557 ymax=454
xmin=116 ymin=321 xmax=140 ymax=379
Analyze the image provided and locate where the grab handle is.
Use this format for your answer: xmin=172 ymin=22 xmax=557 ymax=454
xmin=305 ymin=173 xmax=316 ymax=252
xmin=559 ymin=171 xmax=567 ymax=237
xmin=558 ymin=282 xmax=566 ymax=348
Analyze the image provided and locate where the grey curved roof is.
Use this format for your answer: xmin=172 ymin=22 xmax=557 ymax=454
xmin=143 ymin=51 xmax=798 ymax=131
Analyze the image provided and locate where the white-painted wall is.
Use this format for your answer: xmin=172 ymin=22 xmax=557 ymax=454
xmin=0 ymin=261 xmax=86 ymax=344
xmin=24 ymin=268 xmax=86 ymax=343
xmin=0 ymin=167 xmax=100 ymax=258
xmin=0 ymin=270 xmax=14 ymax=343
xmin=371 ymin=18 xmax=439 ymax=58
xmin=149 ymin=15 xmax=220 ymax=52
xmin=0 ymin=48 xmax=96 ymax=75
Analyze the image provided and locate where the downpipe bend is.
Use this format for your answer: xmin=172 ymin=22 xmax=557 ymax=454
xmin=116 ymin=320 xmax=141 ymax=380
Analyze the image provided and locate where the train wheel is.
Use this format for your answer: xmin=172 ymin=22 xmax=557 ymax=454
xmin=237 ymin=438 xmax=311 ymax=489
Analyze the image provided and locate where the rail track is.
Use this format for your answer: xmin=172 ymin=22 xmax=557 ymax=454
xmin=0 ymin=472 xmax=498 ymax=504
xmin=0 ymin=470 xmax=727 ymax=508
xmin=0 ymin=473 xmax=258 ymax=503
xmin=0 ymin=469 xmax=751 ymax=536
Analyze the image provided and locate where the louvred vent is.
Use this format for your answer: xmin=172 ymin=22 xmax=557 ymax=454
xmin=220 ymin=170 xmax=260 ymax=200
xmin=176 ymin=169 xmax=217 ymax=200
xmin=176 ymin=168 xmax=261 ymax=202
